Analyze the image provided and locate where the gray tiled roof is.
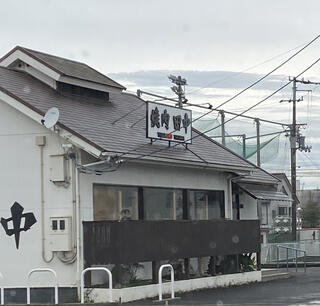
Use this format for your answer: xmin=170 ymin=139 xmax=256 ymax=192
xmin=0 ymin=66 xmax=278 ymax=183
xmin=3 ymin=46 xmax=125 ymax=90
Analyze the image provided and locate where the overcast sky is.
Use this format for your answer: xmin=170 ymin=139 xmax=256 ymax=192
xmin=1 ymin=0 xmax=320 ymax=187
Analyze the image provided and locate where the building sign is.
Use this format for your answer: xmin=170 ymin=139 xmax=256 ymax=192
xmin=146 ymin=101 xmax=192 ymax=143
xmin=1 ymin=202 xmax=37 ymax=249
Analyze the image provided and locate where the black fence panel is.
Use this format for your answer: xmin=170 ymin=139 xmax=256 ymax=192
xmin=83 ymin=220 xmax=260 ymax=265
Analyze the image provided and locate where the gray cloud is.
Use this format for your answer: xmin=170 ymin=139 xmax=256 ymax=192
xmin=109 ymin=70 xmax=289 ymax=91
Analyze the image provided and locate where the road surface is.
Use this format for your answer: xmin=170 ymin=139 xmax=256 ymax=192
xmin=126 ymin=268 xmax=320 ymax=305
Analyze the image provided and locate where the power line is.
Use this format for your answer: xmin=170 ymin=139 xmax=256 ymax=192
xmin=185 ymin=102 xmax=290 ymax=126
xmin=128 ymin=35 xmax=320 ymax=152
xmin=138 ymin=35 xmax=320 ymax=133
xmin=111 ymin=102 xmax=145 ymax=125
xmin=118 ymin=54 xmax=320 ymax=163
xmin=193 ymin=34 xmax=320 ymax=124
xmin=115 ymin=35 xmax=320 ymax=162
xmin=187 ymin=41 xmax=310 ymax=96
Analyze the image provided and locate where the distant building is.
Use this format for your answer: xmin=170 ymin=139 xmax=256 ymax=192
xmin=237 ymin=173 xmax=293 ymax=243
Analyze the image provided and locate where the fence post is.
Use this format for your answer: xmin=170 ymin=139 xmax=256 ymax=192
xmin=0 ymin=272 xmax=4 ymax=305
xmin=27 ymin=268 xmax=58 ymax=305
xmin=80 ymin=267 xmax=112 ymax=303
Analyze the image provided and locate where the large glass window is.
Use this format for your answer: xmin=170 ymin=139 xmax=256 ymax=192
xmin=93 ymin=185 xmax=138 ymax=220
xmin=189 ymin=190 xmax=225 ymax=220
xmin=143 ymin=188 xmax=183 ymax=220
xmin=93 ymin=185 xmax=225 ymax=221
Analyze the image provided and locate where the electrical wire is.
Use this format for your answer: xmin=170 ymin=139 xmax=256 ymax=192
xmin=76 ymin=161 xmax=122 ymax=175
xmin=138 ymin=35 xmax=320 ymax=136
xmin=193 ymin=34 xmax=320 ymax=124
xmin=118 ymin=35 xmax=320 ymax=153
xmin=300 ymin=151 xmax=320 ymax=170
xmin=187 ymin=41 xmax=309 ymax=95
xmin=119 ymin=54 xmax=320 ymax=163
xmin=112 ymin=102 xmax=145 ymax=125
xmin=111 ymin=35 xmax=320 ymax=162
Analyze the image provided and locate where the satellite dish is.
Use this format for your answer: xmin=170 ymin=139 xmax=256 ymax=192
xmin=42 ymin=107 xmax=59 ymax=128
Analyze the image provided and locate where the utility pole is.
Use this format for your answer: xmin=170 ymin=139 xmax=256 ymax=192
xmin=242 ymin=134 xmax=246 ymax=158
xmin=282 ymin=77 xmax=319 ymax=241
xmin=220 ymin=110 xmax=226 ymax=146
xmin=291 ymin=77 xmax=297 ymax=241
xmin=255 ymin=118 xmax=261 ymax=167
xmin=168 ymin=75 xmax=187 ymax=108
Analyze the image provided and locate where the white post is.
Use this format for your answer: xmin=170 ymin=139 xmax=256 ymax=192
xmin=27 ymin=268 xmax=58 ymax=305
xmin=81 ymin=267 xmax=112 ymax=303
xmin=0 ymin=272 xmax=4 ymax=305
xmin=158 ymin=264 xmax=175 ymax=301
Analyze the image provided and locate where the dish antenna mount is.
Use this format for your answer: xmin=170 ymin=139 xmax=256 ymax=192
xmin=41 ymin=107 xmax=60 ymax=128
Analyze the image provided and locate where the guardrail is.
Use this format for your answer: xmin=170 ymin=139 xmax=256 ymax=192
xmin=158 ymin=264 xmax=175 ymax=301
xmin=0 ymin=272 xmax=4 ymax=305
xmin=276 ymin=245 xmax=306 ymax=272
xmin=26 ymin=268 xmax=58 ymax=305
xmin=81 ymin=267 xmax=112 ymax=303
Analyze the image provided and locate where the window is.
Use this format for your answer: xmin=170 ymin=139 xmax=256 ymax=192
xmin=93 ymin=185 xmax=225 ymax=221
xmin=93 ymin=185 xmax=138 ymax=220
xmin=57 ymin=82 xmax=109 ymax=101
xmin=144 ymin=188 xmax=183 ymax=220
xmin=278 ymin=206 xmax=288 ymax=216
xmin=189 ymin=190 xmax=225 ymax=220
xmin=260 ymin=202 xmax=269 ymax=225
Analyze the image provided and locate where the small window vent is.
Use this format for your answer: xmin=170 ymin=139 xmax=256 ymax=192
xmin=57 ymin=82 xmax=109 ymax=101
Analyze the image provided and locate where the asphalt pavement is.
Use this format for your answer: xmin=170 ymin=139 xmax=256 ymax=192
xmin=125 ymin=268 xmax=320 ymax=306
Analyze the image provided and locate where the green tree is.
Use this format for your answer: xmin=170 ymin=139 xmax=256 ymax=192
xmin=301 ymin=203 xmax=320 ymax=228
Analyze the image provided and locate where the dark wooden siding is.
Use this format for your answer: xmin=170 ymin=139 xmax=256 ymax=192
xmin=83 ymin=220 xmax=260 ymax=265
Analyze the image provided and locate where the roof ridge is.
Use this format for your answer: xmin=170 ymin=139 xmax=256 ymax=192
xmin=22 ymin=46 xmax=125 ymax=89
xmin=22 ymin=46 xmax=89 ymax=66
xmin=17 ymin=46 xmax=63 ymax=75
xmin=0 ymin=46 xmax=126 ymax=90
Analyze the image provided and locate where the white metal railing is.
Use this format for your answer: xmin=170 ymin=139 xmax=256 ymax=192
xmin=0 ymin=272 xmax=4 ymax=305
xmin=261 ymin=239 xmax=320 ymax=264
xmin=158 ymin=264 xmax=175 ymax=301
xmin=27 ymin=268 xmax=58 ymax=305
xmin=81 ymin=267 xmax=112 ymax=303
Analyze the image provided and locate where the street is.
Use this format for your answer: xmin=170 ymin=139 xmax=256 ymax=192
xmin=126 ymin=268 xmax=320 ymax=306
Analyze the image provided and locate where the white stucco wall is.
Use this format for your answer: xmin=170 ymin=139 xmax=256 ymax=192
xmin=80 ymin=162 xmax=231 ymax=222
xmin=239 ymin=192 xmax=258 ymax=220
xmin=0 ymin=98 xmax=235 ymax=289
xmin=0 ymin=100 xmax=76 ymax=288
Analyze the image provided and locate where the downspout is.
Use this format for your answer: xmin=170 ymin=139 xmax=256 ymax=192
xmin=226 ymin=174 xmax=233 ymax=220
xmin=38 ymin=137 xmax=54 ymax=263
xmin=75 ymin=153 xmax=81 ymax=295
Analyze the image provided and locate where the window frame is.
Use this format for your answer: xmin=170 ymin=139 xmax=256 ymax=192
xmin=92 ymin=183 xmax=226 ymax=221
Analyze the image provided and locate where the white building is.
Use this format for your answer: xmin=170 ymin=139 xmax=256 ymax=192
xmin=0 ymin=46 xmax=289 ymax=303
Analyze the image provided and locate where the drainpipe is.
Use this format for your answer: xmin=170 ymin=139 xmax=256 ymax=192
xmin=56 ymin=154 xmax=77 ymax=264
xmin=37 ymin=136 xmax=54 ymax=263
xmin=226 ymin=175 xmax=233 ymax=220
xmin=75 ymin=153 xmax=81 ymax=296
